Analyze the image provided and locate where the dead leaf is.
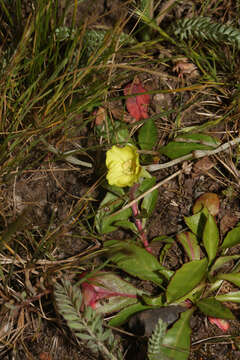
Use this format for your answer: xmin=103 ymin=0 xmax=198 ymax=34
xmin=95 ymin=107 xmax=107 ymax=126
xmin=220 ymin=214 xmax=238 ymax=236
xmin=193 ymin=157 xmax=215 ymax=174
xmin=173 ymin=57 xmax=199 ymax=79
xmin=124 ymin=77 xmax=150 ymax=122
xmin=39 ymin=353 xmax=52 ymax=360
xmin=193 ymin=193 xmax=220 ymax=216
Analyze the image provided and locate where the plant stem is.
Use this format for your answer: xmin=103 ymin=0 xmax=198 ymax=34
xmin=129 ymin=184 xmax=152 ymax=253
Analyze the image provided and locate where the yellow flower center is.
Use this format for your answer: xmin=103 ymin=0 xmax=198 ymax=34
xmin=122 ymin=159 xmax=135 ymax=175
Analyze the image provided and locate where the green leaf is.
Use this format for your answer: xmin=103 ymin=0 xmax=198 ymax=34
xmin=109 ymin=303 xmax=150 ymax=327
xmin=157 ymin=268 xmax=175 ymax=281
xmin=138 ymin=118 xmax=158 ymax=150
xmin=141 ymin=178 xmax=158 ymax=217
xmin=159 ymin=142 xmax=214 ymax=160
xmin=216 ymin=272 xmax=240 ymax=287
xmin=105 ymin=240 xmax=165 ymax=286
xmin=166 ymin=258 xmax=208 ymax=303
xmin=176 ymin=232 xmax=201 ymax=260
xmin=196 ymin=297 xmax=235 ymax=319
xmin=210 ymin=255 xmax=240 ymax=274
xmin=161 ymin=309 xmax=194 ymax=360
xmin=141 ymin=294 xmax=164 ymax=306
xmin=95 ymin=191 xmax=132 ymax=233
xmin=216 ymin=291 xmax=240 ymax=303
xmin=148 ymin=318 xmax=169 ymax=360
xmin=221 ymin=225 xmax=240 ymax=249
xmin=202 ymin=213 xmax=219 ymax=264
xmin=175 ymin=133 xmax=220 ymax=147
xmin=152 ymin=236 xmax=175 ymax=264
xmin=184 ymin=207 xmax=208 ymax=238
xmin=92 ymin=272 xmax=144 ymax=314
xmin=114 ymin=220 xmax=137 ymax=232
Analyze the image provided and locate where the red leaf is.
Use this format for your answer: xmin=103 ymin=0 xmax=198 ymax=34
xmin=124 ymin=79 xmax=150 ymax=122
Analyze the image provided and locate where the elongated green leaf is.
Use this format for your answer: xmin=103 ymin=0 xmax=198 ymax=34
xmin=138 ymin=118 xmax=158 ymax=150
xmin=93 ymin=272 xmax=144 ymax=314
xmin=221 ymin=225 xmax=240 ymax=249
xmin=105 ymin=240 xmax=165 ymax=286
xmin=114 ymin=220 xmax=137 ymax=232
xmin=203 ymin=213 xmax=219 ymax=263
xmin=184 ymin=207 xmax=208 ymax=238
xmin=216 ymin=291 xmax=240 ymax=303
xmin=216 ymin=272 xmax=240 ymax=287
xmin=166 ymin=258 xmax=208 ymax=303
xmin=196 ymin=297 xmax=235 ymax=319
xmin=141 ymin=178 xmax=158 ymax=217
xmin=175 ymin=133 xmax=220 ymax=147
xmin=176 ymin=232 xmax=201 ymax=260
xmin=159 ymin=142 xmax=214 ymax=159
xmin=161 ymin=309 xmax=194 ymax=360
xmin=109 ymin=303 xmax=150 ymax=327
xmin=210 ymin=255 xmax=240 ymax=274
xmin=141 ymin=294 xmax=164 ymax=306
xmin=95 ymin=191 xmax=132 ymax=233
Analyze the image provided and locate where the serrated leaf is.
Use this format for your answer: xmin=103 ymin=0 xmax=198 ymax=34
xmin=159 ymin=142 xmax=214 ymax=159
xmin=76 ymin=333 xmax=93 ymax=341
xmin=138 ymin=118 xmax=158 ymax=150
xmin=196 ymin=297 xmax=235 ymax=319
xmin=69 ymin=322 xmax=85 ymax=331
xmin=160 ymin=309 xmax=194 ymax=360
xmin=216 ymin=291 xmax=240 ymax=303
xmin=166 ymin=258 xmax=208 ymax=303
xmin=148 ymin=318 xmax=169 ymax=360
xmin=221 ymin=225 xmax=240 ymax=249
xmin=176 ymin=232 xmax=201 ymax=260
xmin=105 ymin=240 xmax=165 ymax=286
xmin=109 ymin=303 xmax=150 ymax=327
xmin=216 ymin=272 xmax=240 ymax=287
xmin=202 ymin=213 xmax=219 ymax=264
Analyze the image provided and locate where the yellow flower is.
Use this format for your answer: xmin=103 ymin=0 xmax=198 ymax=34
xmin=106 ymin=145 xmax=141 ymax=187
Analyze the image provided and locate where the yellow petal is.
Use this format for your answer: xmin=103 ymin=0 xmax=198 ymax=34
xmin=105 ymin=145 xmax=141 ymax=187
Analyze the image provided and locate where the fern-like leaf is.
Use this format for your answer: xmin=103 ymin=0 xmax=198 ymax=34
xmin=147 ymin=318 xmax=171 ymax=360
xmin=174 ymin=17 xmax=240 ymax=49
xmin=54 ymin=279 xmax=123 ymax=360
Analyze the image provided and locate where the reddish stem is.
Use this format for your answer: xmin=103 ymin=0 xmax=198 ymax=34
xmin=129 ymin=184 xmax=152 ymax=253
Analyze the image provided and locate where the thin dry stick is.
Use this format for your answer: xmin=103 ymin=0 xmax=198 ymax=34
xmin=109 ymin=169 xmax=182 ymax=218
xmin=145 ymin=136 xmax=240 ymax=172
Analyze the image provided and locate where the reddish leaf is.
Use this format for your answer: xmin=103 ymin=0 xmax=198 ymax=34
xmin=208 ymin=317 xmax=230 ymax=331
xmin=193 ymin=193 xmax=220 ymax=217
xmin=80 ymin=272 xmax=137 ymax=310
xmin=124 ymin=78 xmax=150 ymax=121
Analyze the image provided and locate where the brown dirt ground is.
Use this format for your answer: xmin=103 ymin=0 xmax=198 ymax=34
xmin=1 ymin=0 xmax=240 ymax=359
